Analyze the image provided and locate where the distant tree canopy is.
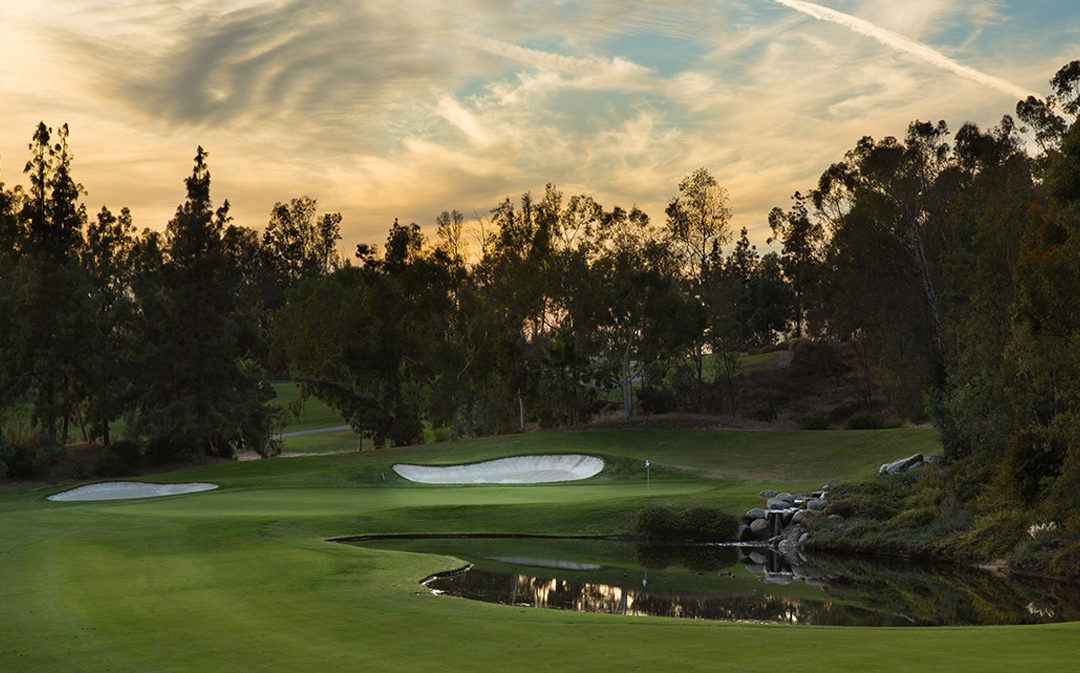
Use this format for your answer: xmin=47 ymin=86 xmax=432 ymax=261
xmin=1 ymin=61 xmax=1078 ymax=528
xmin=0 ymin=136 xmax=342 ymax=472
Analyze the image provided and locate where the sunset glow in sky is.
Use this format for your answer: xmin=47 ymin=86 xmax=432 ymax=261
xmin=1 ymin=1 xmax=1076 ymax=254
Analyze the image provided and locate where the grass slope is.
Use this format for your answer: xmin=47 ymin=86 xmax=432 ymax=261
xmin=271 ymin=380 xmax=348 ymax=434
xmin=3 ymin=427 xmax=1077 ymax=672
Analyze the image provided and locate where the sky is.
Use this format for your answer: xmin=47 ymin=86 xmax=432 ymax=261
xmin=1 ymin=0 xmax=1077 ymax=256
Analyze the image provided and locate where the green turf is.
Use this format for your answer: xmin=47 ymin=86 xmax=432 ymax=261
xmin=3 ymin=427 xmax=1077 ymax=672
xmin=271 ymin=380 xmax=348 ymax=434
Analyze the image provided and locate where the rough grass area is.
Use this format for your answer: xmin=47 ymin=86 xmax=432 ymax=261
xmin=3 ymin=427 xmax=1077 ymax=672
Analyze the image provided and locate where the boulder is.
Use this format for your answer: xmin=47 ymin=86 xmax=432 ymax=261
xmin=767 ymin=498 xmax=790 ymax=511
xmin=745 ymin=507 xmax=767 ymax=521
xmin=792 ymin=509 xmax=822 ymax=524
xmin=826 ymin=514 xmax=844 ymax=522
xmin=879 ymin=453 xmax=924 ymax=475
xmin=807 ymin=498 xmax=828 ymax=511
xmin=759 ymin=489 xmax=778 ymax=499
xmin=776 ymin=492 xmax=794 ymax=502
xmin=748 ymin=550 xmax=769 ymax=565
xmin=924 ymin=453 xmax=944 ymax=466
xmin=823 ymin=478 xmax=841 ymax=490
xmin=798 ymin=532 xmax=812 ymax=546
xmin=749 ymin=518 xmax=771 ymax=538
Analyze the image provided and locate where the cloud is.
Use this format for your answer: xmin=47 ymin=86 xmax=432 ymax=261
xmin=768 ymin=0 xmax=1036 ymax=100
xmin=4 ymin=0 xmax=1068 ymax=256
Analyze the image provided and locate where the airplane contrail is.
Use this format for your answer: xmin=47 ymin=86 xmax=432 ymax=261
xmin=770 ymin=0 xmax=1036 ymax=101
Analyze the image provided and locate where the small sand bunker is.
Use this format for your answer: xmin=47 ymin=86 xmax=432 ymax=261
xmin=47 ymin=481 xmax=219 ymax=502
xmin=393 ymin=454 xmax=604 ymax=484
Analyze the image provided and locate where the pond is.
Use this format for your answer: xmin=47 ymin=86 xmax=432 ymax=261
xmin=345 ymin=536 xmax=1080 ymax=626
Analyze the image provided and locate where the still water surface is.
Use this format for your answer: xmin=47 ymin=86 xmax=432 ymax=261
xmin=354 ymin=536 xmax=1080 ymax=626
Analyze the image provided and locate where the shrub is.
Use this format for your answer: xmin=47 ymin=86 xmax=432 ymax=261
xmin=845 ymin=412 xmax=902 ymax=430
xmin=0 ymin=442 xmax=64 ymax=480
xmin=749 ymin=404 xmax=777 ymax=422
xmin=145 ymin=436 xmax=180 ymax=465
xmin=636 ymin=505 xmax=738 ymax=541
xmin=636 ymin=505 xmax=680 ymax=540
xmin=1049 ymin=539 xmax=1080 ymax=580
xmin=886 ymin=506 xmax=938 ymax=530
xmin=637 ymin=386 xmax=677 ymax=415
xmin=677 ymin=506 xmax=739 ymax=541
xmin=94 ymin=440 xmax=143 ymax=477
xmin=949 ymin=509 xmax=1029 ymax=560
xmin=799 ymin=415 xmax=830 ymax=430
xmin=846 ymin=412 xmax=884 ymax=430
xmin=432 ymin=427 xmax=451 ymax=443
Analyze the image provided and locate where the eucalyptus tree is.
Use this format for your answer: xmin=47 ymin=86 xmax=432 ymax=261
xmin=263 ymin=196 xmax=342 ymax=286
xmin=995 ymin=61 xmax=1080 ymax=510
xmin=592 ymin=206 xmax=687 ymax=422
xmin=664 ymin=167 xmax=733 ymax=413
xmin=767 ymin=191 xmax=825 ymax=337
xmin=811 ymin=121 xmax=956 ymax=414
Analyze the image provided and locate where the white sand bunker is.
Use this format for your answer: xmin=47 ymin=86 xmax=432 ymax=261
xmin=47 ymin=481 xmax=219 ymax=502
xmin=393 ymin=454 xmax=604 ymax=484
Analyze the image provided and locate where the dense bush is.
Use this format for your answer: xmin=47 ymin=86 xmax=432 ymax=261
xmin=637 ymin=386 xmax=677 ymax=415
xmin=636 ymin=505 xmax=680 ymax=540
xmin=678 ymin=506 xmax=739 ymax=541
xmin=749 ymin=404 xmax=777 ymax=422
xmin=799 ymin=415 xmax=830 ymax=430
xmin=94 ymin=440 xmax=143 ymax=477
xmin=845 ymin=412 xmax=903 ymax=430
xmin=886 ymin=506 xmax=938 ymax=530
xmin=947 ymin=509 xmax=1029 ymax=560
xmin=0 ymin=442 xmax=64 ymax=480
xmin=1049 ymin=539 xmax=1080 ymax=580
xmin=636 ymin=505 xmax=738 ymax=541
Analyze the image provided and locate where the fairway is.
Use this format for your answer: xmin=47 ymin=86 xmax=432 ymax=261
xmin=3 ymin=427 xmax=1077 ymax=673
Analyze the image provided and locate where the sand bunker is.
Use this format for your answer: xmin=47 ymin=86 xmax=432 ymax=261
xmin=393 ymin=454 xmax=604 ymax=484
xmin=47 ymin=481 xmax=219 ymax=502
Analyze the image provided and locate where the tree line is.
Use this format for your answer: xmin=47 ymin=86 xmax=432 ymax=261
xmin=1 ymin=62 xmax=1078 ymax=523
xmin=0 ymin=129 xmax=342 ymax=475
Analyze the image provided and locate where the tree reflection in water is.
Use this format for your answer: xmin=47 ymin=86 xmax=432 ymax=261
xmin=406 ymin=540 xmax=1080 ymax=626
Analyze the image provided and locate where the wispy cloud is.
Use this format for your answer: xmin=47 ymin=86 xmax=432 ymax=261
xmin=769 ymin=0 xmax=1035 ymax=100
xmin=2 ymin=0 xmax=1069 ymax=254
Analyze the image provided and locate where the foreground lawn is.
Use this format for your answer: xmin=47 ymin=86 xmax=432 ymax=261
xmin=2 ymin=427 xmax=1076 ymax=672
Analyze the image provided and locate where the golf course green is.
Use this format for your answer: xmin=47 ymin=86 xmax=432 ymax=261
xmin=3 ymin=427 xmax=1076 ymax=672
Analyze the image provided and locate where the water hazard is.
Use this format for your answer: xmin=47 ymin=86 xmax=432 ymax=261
xmin=349 ymin=536 xmax=1080 ymax=626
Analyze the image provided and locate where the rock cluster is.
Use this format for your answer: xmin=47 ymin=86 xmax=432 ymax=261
xmin=877 ymin=452 xmax=944 ymax=475
xmin=741 ymin=455 xmax=944 ymax=560
xmin=739 ymin=480 xmax=839 ymax=561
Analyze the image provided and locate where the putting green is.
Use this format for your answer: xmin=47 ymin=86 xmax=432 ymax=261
xmin=2 ymin=428 xmax=1076 ymax=672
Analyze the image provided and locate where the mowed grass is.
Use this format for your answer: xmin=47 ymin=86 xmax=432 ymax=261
xmin=2 ymin=427 xmax=1077 ymax=673
xmin=271 ymin=380 xmax=348 ymax=434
